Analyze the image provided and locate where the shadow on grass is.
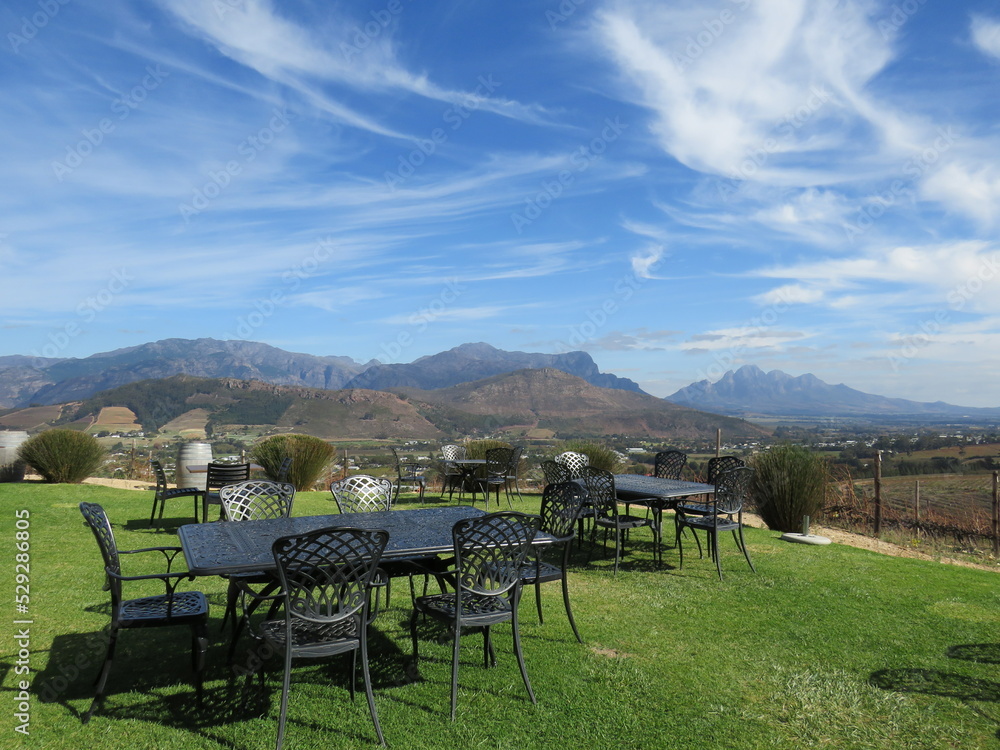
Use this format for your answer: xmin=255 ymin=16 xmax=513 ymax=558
xmin=870 ymin=648 xmax=1000 ymax=738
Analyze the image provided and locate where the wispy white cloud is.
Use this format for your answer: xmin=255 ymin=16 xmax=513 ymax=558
xmin=971 ymin=15 xmax=1000 ymax=61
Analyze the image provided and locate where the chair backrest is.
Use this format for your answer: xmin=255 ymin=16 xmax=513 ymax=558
xmin=275 ymin=456 xmax=293 ymax=483
xmin=272 ymin=526 xmax=389 ymax=626
xmin=219 ymin=480 xmax=295 ymax=522
xmin=331 ymin=474 xmax=394 ymax=513
xmin=151 ymin=460 xmax=169 ymax=494
xmin=540 ymin=460 xmax=572 ymax=487
xmin=79 ymin=502 xmax=123 ymax=606
xmin=539 ymin=481 xmax=588 ymax=540
xmin=441 ymin=444 xmax=466 ymax=462
xmin=484 ymin=447 xmax=514 ymax=477
xmin=206 ymin=462 xmax=251 ymax=492
xmin=654 ymin=450 xmax=687 ymax=480
xmin=714 ymin=466 xmax=754 ymax=515
xmin=506 ymin=446 xmax=523 ymax=475
xmin=452 ymin=512 xmax=539 ymax=597
xmin=706 ymin=455 xmax=745 ymax=484
xmin=554 ymin=451 xmax=589 ymax=479
xmin=580 ymin=466 xmax=617 ymax=520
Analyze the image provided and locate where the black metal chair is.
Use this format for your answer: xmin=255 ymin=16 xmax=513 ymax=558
xmin=519 ymin=481 xmax=587 ymax=642
xmin=199 ymin=461 xmax=251 ymax=522
xmin=674 ymin=455 xmax=746 ymax=553
xmin=254 ymin=526 xmax=390 ymax=748
xmin=218 ymin=480 xmax=296 ymax=656
xmin=331 ymin=474 xmax=440 ymax=606
xmin=390 ymin=447 xmax=426 ymax=502
xmin=582 ymin=467 xmax=660 ymax=574
xmin=148 ymin=459 xmax=202 ymax=525
xmin=540 ymin=460 xmax=571 ymax=486
xmin=330 ymin=474 xmax=394 ymax=513
xmin=78 ymin=502 xmax=209 ymax=723
xmin=504 ymin=445 xmax=525 ymax=503
xmin=554 ymin=450 xmax=589 ymax=479
xmin=440 ymin=444 xmax=467 ymax=501
xmin=475 ymin=447 xmax=515 ymax=510
xmin=409 ymin=511 xmax=540 ymax=720
xmin=654 ymin=449 xmax=687 ymax=480
xmin=677 ymin=466 xmax=756 ymax=580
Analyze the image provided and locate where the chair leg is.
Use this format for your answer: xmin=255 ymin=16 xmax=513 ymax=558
xmin=534 ymin=580 xmax=544 ymax=624
xmin=712 ymin=531 xmax=723 ymax=580
xmin=450 ymin=619 xmax=462 ymax=721
xmin=276 ymin=647 xmax=294 ymax=750
xmin=83 ymin=626 xmax=119 ymax=723
xmin=192 ymin=621 xmax=208 ymax=706
xmin=735 ymin=526 xmax=756 ymax=573
xmin=561 ymin=563 xmax=583 ymax=644
xmin=510 ymin=596 xmax=535 ymax=705
xmin=360 ymin=633 xmax=385 ymax=746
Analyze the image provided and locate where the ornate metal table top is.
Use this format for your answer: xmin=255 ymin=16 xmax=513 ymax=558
xmin=612 ymin=474 xmax=715 ymax=506
xmin=179 ymin=505 xmax=489 ymax=576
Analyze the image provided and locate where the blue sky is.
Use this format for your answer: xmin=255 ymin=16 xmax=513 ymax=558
xmin=2 ymin=0 xmax=1000 ymax=406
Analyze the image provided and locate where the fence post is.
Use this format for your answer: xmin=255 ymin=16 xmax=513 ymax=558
xmin=993 ymin=471 xmax=999 ymax=557
xmin=716 ymin=428 xmax=721 ymax=457
xmin=873 ymin=450 xmax=882 ymax=538
xmin=914 ymin=480 xmax=919 ymax=523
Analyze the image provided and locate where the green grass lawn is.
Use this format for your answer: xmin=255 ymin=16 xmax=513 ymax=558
xmin=3 ymin=481 xmax=1000 ymax=749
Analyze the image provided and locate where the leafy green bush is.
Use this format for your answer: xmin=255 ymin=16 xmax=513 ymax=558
xmin=750 ymin=444 xmax=829 ymax=532
xmin=556 ymin=440 xmax=623 ymax=473
xmin=464 ymin=439 xmax=512 ymax=460
xmin=17 ymin=429 xmax=106 ymax=483
xmin=250 ymin=434 xmax=335 ymax=491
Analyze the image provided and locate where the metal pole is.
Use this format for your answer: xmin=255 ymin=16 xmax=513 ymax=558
xmin=716 ymin=428 xmax=721 ymax=457
xmin=992 ymin=471 xmax=999 ymax=557
xmin=873 ymin=450 xmax=882 ymax=538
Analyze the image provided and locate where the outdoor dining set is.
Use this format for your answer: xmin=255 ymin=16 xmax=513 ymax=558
xmin=78 ymin=445 xmax=755 ymax=748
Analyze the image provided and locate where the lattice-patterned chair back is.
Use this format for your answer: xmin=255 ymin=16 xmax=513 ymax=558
xmin=453 ymin=512 xmax=539 ymax=597
xmin=441 ymin=444 xmax=466 ymax=461
xmin=331 ymin=474 xmax=394 ymax=513
xmin=714 ymin=466 xmax=753 ymax=516
xmin=541 ymin=460 xmax=572 ymax=487
xmin=539 ymin=481 xmax=587 ymax=540
xmin=272 ymin=526 xmax=389 ymax=624
xmin=219 ymin=480 xmax=295 ymax=522
xmin=555 ymin=451 xmax=590 ymax=479
xmin=580 ymin=466 xmax=617 ymax=521
xmin=654 ymin=449 xmax=687 ymax=480
xmin=80 ymin=501 xmax=123 ymax=604
xmin=706 ymin=455 xmax=745 ymax=484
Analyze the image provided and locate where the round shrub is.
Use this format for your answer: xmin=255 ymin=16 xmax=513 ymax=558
xmin=18 ymin=429 xmax=106 ymax=484
xmin=250 ymin=434 xmax=334 ymax=491
xmin=750 ymin=444 xmax=829 ymax=532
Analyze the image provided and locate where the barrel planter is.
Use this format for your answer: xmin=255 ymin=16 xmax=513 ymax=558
xmin=176 ymin=442 xmax=212 ymax=491
xmin=0 ymin=431 xmax=29 ymax=482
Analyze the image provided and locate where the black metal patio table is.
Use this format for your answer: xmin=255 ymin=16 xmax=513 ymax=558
xmin=612 ymin=475 xmax=716 ymax=557
xmin=179 ymin=505 xmax=494 ymax=576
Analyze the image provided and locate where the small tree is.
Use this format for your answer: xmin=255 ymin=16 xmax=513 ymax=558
xmin=18 ymin=429 xmax=106 ymax=484
xmin=250 ymin=434 xmax=334 ymax=491
xmin=750 ymin=444 xmax=829 ymax=532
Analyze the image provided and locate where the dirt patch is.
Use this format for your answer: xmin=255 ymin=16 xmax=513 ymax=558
xmin=742 ymin=511 xmax=998 ymax=572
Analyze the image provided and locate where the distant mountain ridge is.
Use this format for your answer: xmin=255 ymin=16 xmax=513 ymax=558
xmin=668 ymin=365 xmax=1000 ymax=418
xmin=346 ymin=342 xmax=643 ymax=393
xmin=0 ymin=338 xmax=643 ymax=409
xmin=0 ymin=369 xmax=767 ymax=441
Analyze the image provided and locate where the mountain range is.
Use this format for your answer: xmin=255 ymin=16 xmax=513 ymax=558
xmin=0 ymin=339 xmax=640 ymax=409
xmin=667 ymin=365 xmax=1000 ymax=419
xmin=0 ymin=369 xmax=765 ymax=442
